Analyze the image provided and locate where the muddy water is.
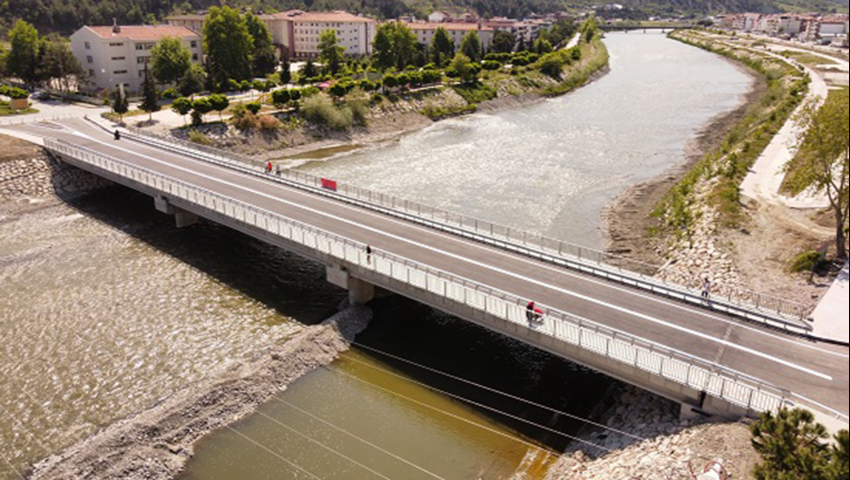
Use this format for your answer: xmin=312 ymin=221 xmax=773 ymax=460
xmin=297 ymin=31 xmax=754 ymax=249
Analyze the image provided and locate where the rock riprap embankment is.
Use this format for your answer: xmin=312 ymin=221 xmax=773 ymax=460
xmin=0 ymin=149 xmax=111 ymax=201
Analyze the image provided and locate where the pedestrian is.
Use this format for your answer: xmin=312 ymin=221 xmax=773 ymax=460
xmin=276 ymin=165 xmax=281 ymax=177
xmin=701 ymin=278 xmax=711 ymax=300
xmin=114 ymin=130 xmax=121 ymax=141
xmin=526 ymin=301 xmax=535 ymax=323
xmin=266 ymin=161 xmax=273 ymax=174
xmin=366 ymin=245 xmax=373 ymax=264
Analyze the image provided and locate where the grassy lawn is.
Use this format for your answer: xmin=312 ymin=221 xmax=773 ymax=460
xmin=0 ymin=100 xmax=39 ymax=116
xmin=781 ymin=50 xmax=838 ymax=67
xmin=101 ymin=109 xmax=147 ymax=122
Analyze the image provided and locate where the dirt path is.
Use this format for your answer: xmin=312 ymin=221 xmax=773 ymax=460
xmin=27 ymin=306 xmax=372 ymax=480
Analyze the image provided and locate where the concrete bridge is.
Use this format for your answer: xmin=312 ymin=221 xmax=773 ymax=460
xmin=5 ymin=118 xmax=848 ymax=430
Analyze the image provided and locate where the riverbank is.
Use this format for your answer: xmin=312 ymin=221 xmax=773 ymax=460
xmin=27 ymin=305 xmax=372 ymax=480
xmin=605 ymin=29 xmax=832 ymax=309
xmin=543 ymin=385 xmax=761 ymax=479
xmin=145 ymin=37 xmax=610 ymax=165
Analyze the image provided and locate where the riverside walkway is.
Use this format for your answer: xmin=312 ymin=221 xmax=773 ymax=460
xmin=5 ymin=118 xmax=848 ymax=428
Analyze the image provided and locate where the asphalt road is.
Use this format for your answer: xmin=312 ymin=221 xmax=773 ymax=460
xmin=10 ymin=118 xmax=849 ymax=419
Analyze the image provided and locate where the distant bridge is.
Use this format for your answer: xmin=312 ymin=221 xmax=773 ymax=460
xmin=5 ymin=118 xmax=847 ymax=428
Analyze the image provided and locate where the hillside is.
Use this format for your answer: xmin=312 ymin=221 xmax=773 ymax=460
xmin=1 ymin=0 xmax=846 ymax=37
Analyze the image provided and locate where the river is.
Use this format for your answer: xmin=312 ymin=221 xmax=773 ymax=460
xmin=0 ymin=32 xmax=753 ymax=480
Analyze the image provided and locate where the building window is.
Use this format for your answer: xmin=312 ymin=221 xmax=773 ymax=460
xmin=84 ymin=41 xmax=91 ymax=49
xmin=136 ymin=57 xmax=149 ymax=64
xmin=89 ymin=69 xmax=95 ymax=76
xmin=190 ymin=41 xmax=197 ymax=48
xmin=86 ymin=56 xmax=93 ymax=63
xmin=109 ymin=42 xmax=124 ymax=47
xmin=114 ymin=70 xmax=128 ymax=74
xmin=111 ymin=56 xmax=125 ymax=61
xmin=192 ymin=53 xmax=199 ymax=61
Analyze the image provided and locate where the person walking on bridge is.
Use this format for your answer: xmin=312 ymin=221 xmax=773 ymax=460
xmin=526 ymin=301 xmax=535 ymax=323
xmin=701 ymin=278 xmax=712 ymax=301
xmin=366 ymin=245 xmax=373 ymax=265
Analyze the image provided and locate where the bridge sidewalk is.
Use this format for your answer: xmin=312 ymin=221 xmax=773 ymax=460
xmin=811 ymin=262 xmax=849 ymax=345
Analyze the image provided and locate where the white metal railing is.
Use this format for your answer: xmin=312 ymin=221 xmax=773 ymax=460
xmin=46 ymin=137 xmax=801 ymax=416
xmin=116 ymin=123 xmax=813 ymax=328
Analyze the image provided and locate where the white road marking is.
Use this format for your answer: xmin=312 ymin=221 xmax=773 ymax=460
xmin=61 ymin=124 xmax=835 ymax=382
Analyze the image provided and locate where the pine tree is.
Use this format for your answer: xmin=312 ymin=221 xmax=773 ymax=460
xmin=140 ymin=65 xmax=161 ymax=121
xmin=112 ymin=87 xmax=129 ymax=122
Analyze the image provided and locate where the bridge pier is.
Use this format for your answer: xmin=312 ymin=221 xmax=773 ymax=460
xmin=327 ymin=264 xmax=375 ymax=305
xmin=154 ymin=196 xmax=198 ymax=228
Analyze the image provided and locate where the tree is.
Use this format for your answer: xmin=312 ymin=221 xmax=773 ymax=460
xmin=751 ymin=408 xmax=848 ymax=479
xmin=272 ymin=89 xmax=291 ymax=108
xmin=460 ymin=31 xmax=482 ymax=63
xmin=192 ymin=97 xmax=213 ymax=124
xmin=112 ymin=87 xmax=129 ymax=122
xmin=534 ymin=38 xmax=554 ymax=55
xmin=0 ymin=47 xmax=8 ymax=80
xmin=179 ymin=63 xmax=207 ymax=98
xmin=245 ymin=12 xmax=276 ymax=77
xmin=208 ymin=93 xmax=229 ymax=121
xmin=449 ymin=53 xmax=477 ymax=84
xmin=538 ymin=52 xmax=565 ymax=79
xmin=786 ymin=90 xmax=850 ymax=260
xmin=171 ymin=96 xmax=193 ymax=125
xmin=7 ymin=20 xmax=41 ymax=85
xmin=492 ymin=31 xmax=516 ymax=54
xmin=280 ymin=57 xmax=292 ymax=85
xmin=431 ymin=27 xmax=455 ymax=66
xmin=38 ymin=37 xmax=84 ymax=92
xmin=303 ymin=60 xmax=318 ymax=79
xmin=372 ymin=22 xmax=417 ymax=71
xmin=140 ymin=65 xmax=161 ymax=121
xmin=151 ymin=36 xmax=192 ymax=86
xmin=548 ymin=18 xmax=578 ymax=47
xmin=203 ymin=6 xmax=253 ymax=89
xmin=319 ymin=29 xmax=345 ymax=76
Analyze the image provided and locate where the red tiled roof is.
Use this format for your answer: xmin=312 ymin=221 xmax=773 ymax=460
xmin=404 ymin=22 xmax=492 ymax=32
xmin=273 ymin=10 xmax=374 ymax=23
xmin=87 ymin=25 xmax=199 ymax=41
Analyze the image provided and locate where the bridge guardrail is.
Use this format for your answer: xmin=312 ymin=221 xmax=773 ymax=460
xmin=46 ymin=137 xmax=799 ymax=417
xmin=114 ymin=122 xmax=812 ymax=329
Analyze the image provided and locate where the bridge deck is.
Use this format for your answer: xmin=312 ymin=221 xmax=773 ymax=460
xmin=11 ymin=118 xmax=848 ymax=419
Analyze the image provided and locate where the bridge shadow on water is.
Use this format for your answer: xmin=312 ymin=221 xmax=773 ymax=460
xmin=65 ymin=183 xmax=625 ymax=454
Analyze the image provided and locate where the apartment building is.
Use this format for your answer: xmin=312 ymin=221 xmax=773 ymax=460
xmin=405 ymin=22 xmax=494 ymax=52
xmin=166 ymin=10 xmax=375 ymax=60
xmin=71 ymin=23 xmax=202 ymax=94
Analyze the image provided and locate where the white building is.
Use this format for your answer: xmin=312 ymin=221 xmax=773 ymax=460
xmin=428 ymin=11 xmax=452 ymax=23
xmin=404 ymin=22 xmax=494 ymax=52
xmin=71 ymin=23 xmax=202 ymax=94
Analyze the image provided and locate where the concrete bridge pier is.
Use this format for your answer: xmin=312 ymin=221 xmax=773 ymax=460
xmin=327 ymin=264 xmax=375 ymax=305
xmin=154 ymin=195 xmax=198 ymax=228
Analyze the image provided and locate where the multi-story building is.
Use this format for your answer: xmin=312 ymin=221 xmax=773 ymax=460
xmin=404 ymin=22 xmax=494 ymax=52
xmin=71 ymin=23 xmax=202 ymax=94
xmin=166 ymin=10 xmax=375 ymax=60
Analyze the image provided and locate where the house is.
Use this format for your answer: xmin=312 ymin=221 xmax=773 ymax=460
xmin=428 ymin=11 xmax=452 ymax=23
xmin=164 ymin=14 xmax=206 ymax=33
xmin=819 ymin=15 xmax=849 ymax=39
xmin=403 ymin=22 xmax=494 ymax=52
xmin=71 ymin=22 xmax=202 ymax=94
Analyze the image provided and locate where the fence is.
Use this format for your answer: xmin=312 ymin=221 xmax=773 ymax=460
xmin=119 ymin=124 xmax=813 ymax=326
xmin=46 ymin=136 xmax=798 ymax=416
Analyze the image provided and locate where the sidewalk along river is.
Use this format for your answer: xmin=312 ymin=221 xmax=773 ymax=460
xmin=296 ymin=31 xmax=755 ymax=249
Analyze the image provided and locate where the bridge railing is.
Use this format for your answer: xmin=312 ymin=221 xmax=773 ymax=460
xmin=46 ymin=137 xmax=797 ymax=417
xmin=118 ymin=123 xmax=812 ymax=327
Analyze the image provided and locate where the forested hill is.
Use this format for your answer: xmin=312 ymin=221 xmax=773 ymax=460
xmin=1 ymin=0 xmax=845 ymax=37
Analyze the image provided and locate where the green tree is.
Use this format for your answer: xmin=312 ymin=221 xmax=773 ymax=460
xmin=431 ymin=27 xmax=455 ymax=66
xmin=208 ymin=93 xmax=229 ymax=121
xmin=534 ymin=38 xmax=554 ymax=55
xmin=38 ymin=37 xmax=84 ymax=92
xmin=830 ymin=430 xmax=849 ymax=479
xmin=303 ymin=59 xmax=318 ymax=79
xmin=203 ymin=6 xmax=253 ymax=89
xmin=192 ymin=97 xmax=213 ymax=124
xmin=0 ymin=47 xmax=8 ymax=80
xmin=179 ymin=63 xmax=207 ymax=98
xmin=280 ymin=57 xmax=292 ymax=85
xmin=171 ymin=96 xmax=193 ymax=125
xmin=492 ymin=31 xmax=516 ymax=54
xmin=785 ymin=90 xmax=850 ymax=260
xmin=8 ymin=20 xmax=41 ymax=85
xmin=460 ymin=31 xmax=482 ymax=62
xmin=112 ymin=87 xmax=129 ymax=122
xmin=319 ymin=29 xmax=345 ymax=76
xmin=151 ymin=36 xmax=191 ymax=86
xmin=245 ymin=12 xmax=276 ymax=77
xmin=538 ymin=52 xmax=565 ymax=79
xmin=271 ymin=89 xmax=291 ymax=108
xmin=751 ymin=408 xmax=831 ymax=479
xmin=372 ymin=22 xmax=417 ymax=71
xmin=449 ymin=53 xmax=477 ymax=84
xmin=140 ymin=66 xmax=161 ymax=121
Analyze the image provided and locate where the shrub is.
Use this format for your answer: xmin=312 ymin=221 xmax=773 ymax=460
xmin=346 ymin=90 xmax=370 ymax=127
xmin=538 ymin=52 xmax=566 ymax=79
xmin=162 ymin=88 xmax=179 ymax=99
xmin=234 ymin=110 xmax=260 ymax=131
xmin=9 ymin=87 xmax=29 ymax=100
xmin=187 ymin=129 xmax=213 ymax=145
xmin=245 ymin=102 xmax=262 ymax=115
xmin=302 ymin=94 xmax=352 ymax=130
xmin=482 ymin=60 xmax=502 ymax=71
xmin=258 ymin=115 xmax=280 ymax=131
xmin=272 ymin=89 xmax=291 ymax=108
xmin=0 ymin=85 xmax=9 ymax=96
xmin=788 ymin=250 xmax=826 ymax=273
xmin=227 ymin=79 xmax=242 ymax=92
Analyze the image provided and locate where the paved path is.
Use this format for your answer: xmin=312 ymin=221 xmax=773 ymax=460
xmin=812 ymin=262 xmax=850 ymax=345
xmin=7 ymin=118 xmax=850 ymax=422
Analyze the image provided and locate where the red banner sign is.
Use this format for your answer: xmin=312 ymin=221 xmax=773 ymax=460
xmin=321 ymin=178 xmax=338 ymax=191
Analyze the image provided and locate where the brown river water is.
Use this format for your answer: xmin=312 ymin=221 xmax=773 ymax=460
xmin=1 ymin=32 xmax=753 ymax=479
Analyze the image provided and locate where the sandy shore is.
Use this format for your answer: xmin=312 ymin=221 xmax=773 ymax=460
xmin=27 ymin=305 xmax=372 ymax=480
xmin=602 ymin=61 xmax=767 ymax=266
